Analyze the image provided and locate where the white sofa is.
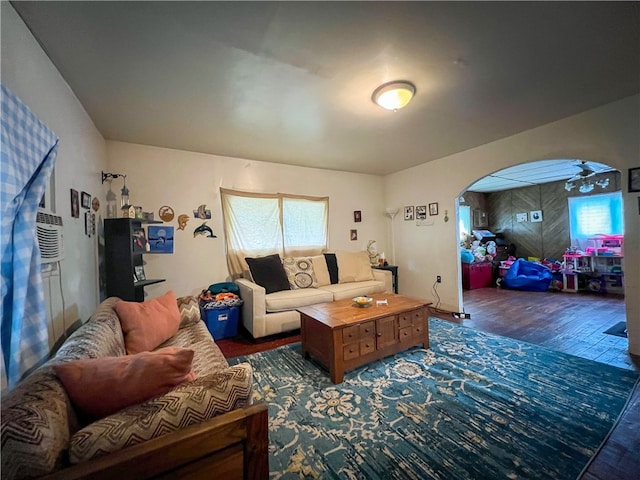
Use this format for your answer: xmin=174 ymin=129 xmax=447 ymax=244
xmin=237 ymin=257 xmax=392 ymax=339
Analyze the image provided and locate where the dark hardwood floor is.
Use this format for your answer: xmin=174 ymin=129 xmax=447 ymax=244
xmin=216 ymin=287 xmax=638 ymax=480
xmin=461 ymin=287 xmax=637 ymax=371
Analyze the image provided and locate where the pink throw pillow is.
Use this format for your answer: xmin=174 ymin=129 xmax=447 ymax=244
xmin=52 ymin=347 xmax=196 ymax=420
xmin=115 ymin=290 xmax=181 ymax=354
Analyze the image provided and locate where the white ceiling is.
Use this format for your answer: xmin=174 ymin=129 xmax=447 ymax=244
xmin=9 ymin=1 xmax=640 ymax=177
xmin=466 ymin=159 xmax=618 ymax=193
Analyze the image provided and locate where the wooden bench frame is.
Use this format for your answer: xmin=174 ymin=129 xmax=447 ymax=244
xmin=40 ymin=403 xmax=269 ymax=480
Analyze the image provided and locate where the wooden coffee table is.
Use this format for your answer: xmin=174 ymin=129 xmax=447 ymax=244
xmin=298 ymin=293 xmax=431 ymax=383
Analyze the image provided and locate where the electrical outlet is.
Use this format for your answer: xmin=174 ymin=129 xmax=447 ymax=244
xmin=452 ymin=312 xmax=471 ymax=319
xmin=436 ymin=275 xmax=442 ymax=283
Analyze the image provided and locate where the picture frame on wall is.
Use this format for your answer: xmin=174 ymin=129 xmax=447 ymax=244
xmin=84 ymin=211 xmax=92 ymax=237
xmin=148 ymin=225 xmax=174 ymax=253
xmin=350 ymin=229 xmax=358 ymax=241
xmin=473 ymin=208 xmax=488 ymax=227
xmin=134 ymin=265 xmax=146 ymax=281
xmin=629 ymin=167 xmax=640 ymax=192
xmin=429 ymin=202 xmax=439 ymax=216
xmin=70 ymin=189 xmax=79 ymax=218
xmin=353 ymin=210 xmax=362 ymax=222
xmin=415 ymin=205 xmax=427 ymax=220
xmin=530 ymin=210 xmax=543 ymax=222
xmin=81 ymin=191 xmax=91 ymax=209
xmin=404 ymin=206 xmax=414 ymax=221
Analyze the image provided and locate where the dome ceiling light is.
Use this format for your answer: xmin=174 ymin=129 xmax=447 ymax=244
xmin=372 ymin=81 xmax=416 ymax=111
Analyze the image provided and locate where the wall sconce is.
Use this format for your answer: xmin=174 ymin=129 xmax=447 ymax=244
xmin=101 ymin=171 xmax=131 ymax=216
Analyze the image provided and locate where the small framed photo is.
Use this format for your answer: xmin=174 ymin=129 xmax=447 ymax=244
xmin=429 ymin=202 xmax=439 ymax=216
xmin=70 ymin=189 xmax=79 ymax=218
xmin=134 ymin=265 xmax=146 ymax=281
xmin=84 ymin=211 xmax=92 ymax=237
xmin=404 ymin=206 xmax=414 ymax=221
xmin=415 ymin=205 xmax=427 ymax=220
xmin=81 ymin=191 xmax=91 ymax=209
xmin=530 ymin=210 xmax=543 ymax=222
xmin=629 ymin=167 xmax=640 ymax=192
xmin=350 ymin=229 xmax=358 ymax=241
xmin=354 ymin=210 xmax=362 ymax=222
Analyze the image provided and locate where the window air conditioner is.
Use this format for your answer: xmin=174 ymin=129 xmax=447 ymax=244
xmin=36 ymin=209 xmax=64 ymax=263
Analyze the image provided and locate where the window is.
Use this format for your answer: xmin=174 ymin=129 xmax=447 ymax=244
xmin=568 ymin=192 xmax=623 ymax=249
xmin=459 ymin=205 xmax=471 ymax=243
xmin=220 ymin=188 xmax=329 ymax=277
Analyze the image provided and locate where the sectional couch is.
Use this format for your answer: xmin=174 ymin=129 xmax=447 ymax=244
xmin=237 ymin=251 xmax=393 ymax=338
xmin=1 ymin=293 xmax=268 ymax=480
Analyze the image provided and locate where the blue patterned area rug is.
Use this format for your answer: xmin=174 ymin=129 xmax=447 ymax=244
xmin=230 ymin=318 xmax=639 ymax=479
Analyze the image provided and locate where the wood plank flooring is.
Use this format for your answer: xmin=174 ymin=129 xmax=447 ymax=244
xmin=216 ymin=288 xmax=638 ymax=479
xmin=461 ymin=288 xmax=637 ymax=371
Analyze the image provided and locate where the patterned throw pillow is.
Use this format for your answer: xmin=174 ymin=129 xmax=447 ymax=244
xmin=283 ymin=257 xmax=319 ymax=289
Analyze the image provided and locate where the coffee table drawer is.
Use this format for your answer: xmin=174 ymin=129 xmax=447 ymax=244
xmin=399 ymin=308 xmax=426 ymax=327
xmin=342 ymin=321 xmax=375 ymax=344
xmin=343 ymin=338 xmax=376 ymax=360
xmin=343 ymin=343 xmax=359 ymax=360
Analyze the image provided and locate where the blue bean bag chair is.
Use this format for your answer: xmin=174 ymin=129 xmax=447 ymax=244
xmin=502 ymin=259 xmax=553 ymax=292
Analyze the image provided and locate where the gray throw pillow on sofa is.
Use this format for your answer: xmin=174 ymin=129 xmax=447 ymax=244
xmin=245 ymin=254 xmax=291 ymax=294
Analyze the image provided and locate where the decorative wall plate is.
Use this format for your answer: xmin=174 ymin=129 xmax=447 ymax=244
xmin=158 ymin=205 xmax=175 ymax=222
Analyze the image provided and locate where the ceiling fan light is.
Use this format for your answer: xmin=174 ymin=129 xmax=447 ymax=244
xmin=372 ymin=81 xmax=416 ymax=111
xmin=579 ymin=182 xmax=595 ymax=193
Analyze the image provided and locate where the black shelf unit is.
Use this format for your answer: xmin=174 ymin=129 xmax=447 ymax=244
xmin=104 ymin=218 xmax=166 ymax=302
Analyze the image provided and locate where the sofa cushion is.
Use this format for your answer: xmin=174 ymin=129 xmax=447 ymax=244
xmin=52 ymin=347 xmax=196 ymax=421
xmin=176 ymin=295 xmax=202 ymax=328
xmin=319 ymin=279 xmax=386 ymax=301
xmin=336 ymin=251 xmax=374 ymax=283
xmin=265 ymin=288 xmax=334 ymax=312
xmin=54 ymin=299 xmax=126 ymax=360
xmin=159 ymin=321 xmax=229 ymax=376
xmin=323 ymin=253 xmax=339 ymax=284
xmin=283 ymin=256 xmax=319 ymax=289
xmin=246 ymin=253 xmax=291 ymax=294
xmin=115 ymin=290 xmax=181 ymax=354
xmin=310 ymin=255 xmax=331 ymax=286
xmin=68 ymin=364 xmax=254 ymax=464
xmin=0 ymin=369 xmax=74 ymax=480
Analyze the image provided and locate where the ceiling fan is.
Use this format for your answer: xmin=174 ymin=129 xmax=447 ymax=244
xmin=564 ymin=161 xmax=608 ymax=193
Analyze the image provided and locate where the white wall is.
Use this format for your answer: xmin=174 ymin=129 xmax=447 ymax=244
xmin=1 ymin=4 xmax=108 ymax=348
xmin=385 ymin=95 xmax=640 ymax=355
xmin=105 ymin=141 xmax=388 ymax=299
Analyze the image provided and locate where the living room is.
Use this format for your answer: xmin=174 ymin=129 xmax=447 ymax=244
xmin=2 ymin=2 xmax=639 ymax=478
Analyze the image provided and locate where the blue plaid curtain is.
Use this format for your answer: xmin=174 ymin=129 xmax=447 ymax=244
xmin=1 ymin=85 xmax=58 ymax=389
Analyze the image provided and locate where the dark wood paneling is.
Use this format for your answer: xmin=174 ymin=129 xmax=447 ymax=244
xmin=484 ymin=171 xmax=621 ymax=261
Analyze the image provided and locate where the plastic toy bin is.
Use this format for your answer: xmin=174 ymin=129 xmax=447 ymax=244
xmin=201 ymin=306 xmax=240 ymax=340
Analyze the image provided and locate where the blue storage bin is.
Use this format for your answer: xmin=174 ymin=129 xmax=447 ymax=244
xmin=201 ymin=306 xmax=239 ymax=340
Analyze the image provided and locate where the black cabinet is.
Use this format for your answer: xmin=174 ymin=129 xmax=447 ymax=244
xmin=104 ymin=218 xmax=166 ymax=302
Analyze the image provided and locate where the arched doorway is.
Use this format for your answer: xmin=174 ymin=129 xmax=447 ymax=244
xmin=455 ymin=159 xmax=631 ymax=369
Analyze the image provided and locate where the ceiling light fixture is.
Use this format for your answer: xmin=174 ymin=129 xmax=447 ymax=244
xmin=563 ymin=161 xmax=609 ymax=194
xmin=372 ymin=81 xmax=416 ymax=111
